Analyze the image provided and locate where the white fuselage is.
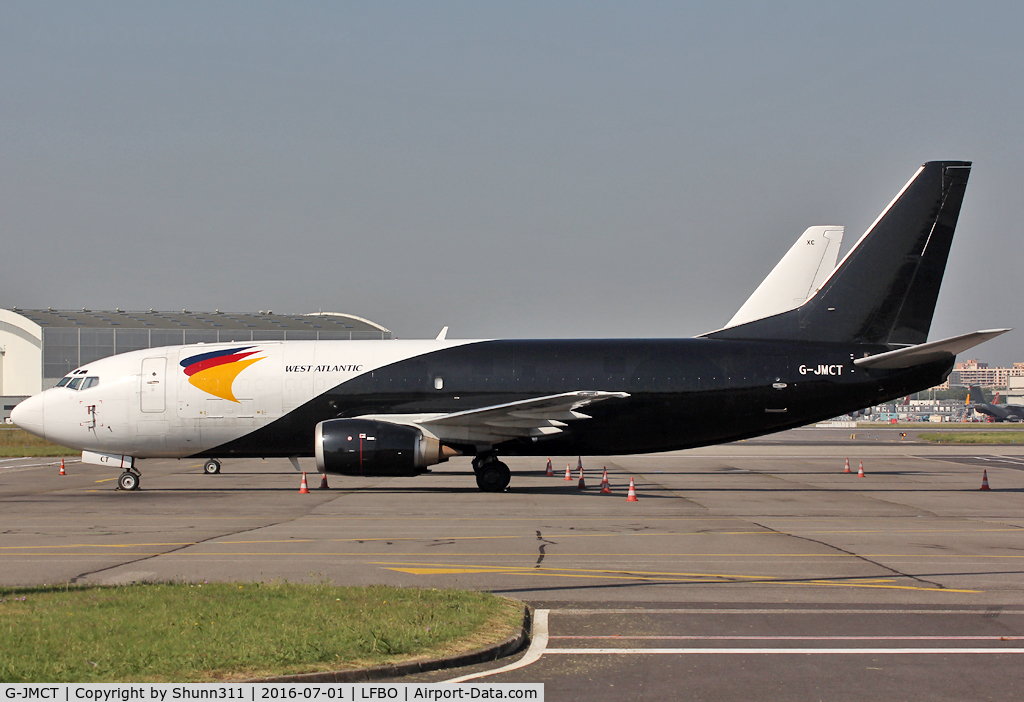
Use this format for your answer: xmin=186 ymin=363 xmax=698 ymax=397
xmin=13 ymin=339 xmax=474 ymax=458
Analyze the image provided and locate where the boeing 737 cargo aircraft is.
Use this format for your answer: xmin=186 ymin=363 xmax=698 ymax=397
xmin=12 ymin=161 xmax=1010 ymax=492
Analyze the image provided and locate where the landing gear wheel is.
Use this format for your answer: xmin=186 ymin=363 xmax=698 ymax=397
xmin=476 ymin=461 xmax=511 ymax=492
xmin=118 ymin=471 xmax=140 ymax=491
xmin=203 ymin=459 xmax=221 ymax=475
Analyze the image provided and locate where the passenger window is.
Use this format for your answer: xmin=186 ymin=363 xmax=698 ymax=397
xmin=68 ymin=378 xmax=83 ymax=390
xmin=82 ymin=377 xmax=100 ymax=390
xmin=56 ymin=378 xmax=71 ymax=387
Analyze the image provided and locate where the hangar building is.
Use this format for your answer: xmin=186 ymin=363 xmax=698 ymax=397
xmin=0 ymin=308 xmax=391 ymax=403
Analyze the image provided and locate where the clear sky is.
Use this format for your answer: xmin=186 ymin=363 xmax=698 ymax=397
xmin=2 ymin=2 xmax=1021 ymax=363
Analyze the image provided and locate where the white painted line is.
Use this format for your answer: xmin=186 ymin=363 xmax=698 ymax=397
xmin=545 ymin=648 xmax=1024 ymax=655
xmin=0 ymin=459 xmax=82 ymax=472
xmin=444 ymin=609 xmax=549 ymax=683
xmin=549 ymin=608 xmax=1024 ymax=615
xmin=551 ymin=636 xmax=1019 ymax=641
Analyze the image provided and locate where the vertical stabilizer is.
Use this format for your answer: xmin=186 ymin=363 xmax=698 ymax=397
xmin=708 ymin=161 xmax=972 ymax=346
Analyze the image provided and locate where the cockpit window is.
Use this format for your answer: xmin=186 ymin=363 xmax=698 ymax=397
xmin=56 ymin=378 xmax=71 ymax=387
xmin=82 ymin=377 xmax=100 ymax=390
xmin=67 ymin=378 xmax=83 ymax=390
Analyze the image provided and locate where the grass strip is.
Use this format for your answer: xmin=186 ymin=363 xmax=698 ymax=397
xmin=0 ymin=583 xmax=523 ymax=683
xmin=917 ymin=432 xmax=1024 ymax=444
xmin=0 ymin=428 xmax=79 ymax=457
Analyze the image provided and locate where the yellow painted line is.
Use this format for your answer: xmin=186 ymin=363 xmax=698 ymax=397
xmin=0 ymin=515 xmax=957 ymax=522
xmin=372 ymin=561 xmax=842 ymax=582
xmin=2 ymin=552 xmax=1022 ymax=562
xmin=0 ymin=542 xmax=198 ymax=551
xmin=380 ymin=567 xmax=735 ymax=583
xmin=94 ymin=477 xmax=118 ymax=483
xmin=375 ymin=563 xmax=980 ymax=593
xmin=387 ymin=567 xmax=511 ymax=575
xmin=804 ymin=580 xmax=981 ymax=593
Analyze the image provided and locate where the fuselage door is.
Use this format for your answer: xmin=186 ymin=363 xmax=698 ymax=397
xmin=141 ymin=357 xmax=167 ymax=413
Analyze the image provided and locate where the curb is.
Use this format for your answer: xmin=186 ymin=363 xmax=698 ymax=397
xmin=252 ymin=605 xmax=532 ymax=683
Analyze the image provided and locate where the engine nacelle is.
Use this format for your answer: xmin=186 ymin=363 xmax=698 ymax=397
xmin=314 ymin=419 xmax=452 ymax=476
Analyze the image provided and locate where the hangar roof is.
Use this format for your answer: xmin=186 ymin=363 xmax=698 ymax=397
xmin=5 ymin=309 xmax=390 ymax=334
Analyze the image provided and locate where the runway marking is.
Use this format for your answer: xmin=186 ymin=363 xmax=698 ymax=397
xmin=94 ymin=477 xmax=117 ymax=483
xmin=445 ymin=610 xmax=550 ymax=683
xmin=548 ymin=608 xmax=1024 ymax=614
xmin=7 ymin=525 xmax=1018 ymax=552
xmin=1 ymin=514 xmax=1018 ymax=523
xmin=551 ymin=635 xmax=1021 ymax=641
xmin=0 ymin=542 xmax=198 ymax=550
xmin=545 ymin=647 xmax=1024 ymax=654
xmin=372 ymin=561 xmax=982 ymax=592
xmin=3 ymin=547 xmax=1020 ymax=564
xmin=444 ymin=609 xmax=1023 ymax=683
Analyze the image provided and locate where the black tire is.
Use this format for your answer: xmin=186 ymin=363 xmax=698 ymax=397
xmin=475 ymin=461 xmax=511 ymax=492
xmin=118 ymin=472 xmax=139 ymax=491
xmin=203 ymin=459 xmax=221 ymax=475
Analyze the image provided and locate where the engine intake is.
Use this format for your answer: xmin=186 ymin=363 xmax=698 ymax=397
xmin=314 ymin=419 xmax=454 ymax=476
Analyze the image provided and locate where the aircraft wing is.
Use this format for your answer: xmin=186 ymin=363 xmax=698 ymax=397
xmin=360 ymin=391 xmax=630 ymax=444
xmin=854 ymin=329 xmax=1012 ymax=370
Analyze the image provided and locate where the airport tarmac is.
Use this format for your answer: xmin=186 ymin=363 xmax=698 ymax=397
xmin=2 ymin=427 xmax=1023 ymax=698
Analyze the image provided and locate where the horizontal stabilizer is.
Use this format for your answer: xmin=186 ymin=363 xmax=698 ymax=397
xmin=853 ymin=329 xmax=1011 ymax=370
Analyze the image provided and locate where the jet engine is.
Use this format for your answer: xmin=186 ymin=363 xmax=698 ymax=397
xmin=314 ymin=418 xmax=455 ymax=476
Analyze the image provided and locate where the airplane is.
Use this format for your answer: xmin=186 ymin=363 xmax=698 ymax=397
xmin=12 ymin=161 xmax=1011 ymax=493
xmin=966 ymin=385 xmax=1024 ymax=422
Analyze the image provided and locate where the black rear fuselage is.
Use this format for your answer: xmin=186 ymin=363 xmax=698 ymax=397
xmin=206 ymin=338 xmax=952 ymax=458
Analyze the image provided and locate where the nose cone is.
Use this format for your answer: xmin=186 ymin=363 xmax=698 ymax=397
xmin=11 ymin=393 xmax=45 ymax=439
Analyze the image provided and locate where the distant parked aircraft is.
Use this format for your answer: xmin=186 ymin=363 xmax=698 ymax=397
xmin=966 ymin=386 xmax=1024 ymax=422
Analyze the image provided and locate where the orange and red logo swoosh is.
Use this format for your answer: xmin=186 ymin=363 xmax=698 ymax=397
xmin=180 ymin=347 xmax=264 ymax=402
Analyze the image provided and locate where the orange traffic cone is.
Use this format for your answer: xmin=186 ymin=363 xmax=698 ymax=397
xmin=59 ymin=459 xmax=66 ymax=476
xmin=857 ymin=460 xmax=865 ymax=478
xmin=626 ymin=477 xmax=638 ymax=501
xmin=844 ymin=458 xmax=851 ymax=474
xmin=980 ymin=470 xmax=991 ymax=490
xmin=564 ymin=463 xmax=572 ymax=481
xmin=600 ymin=468 xmax=611 ymax=494
xmin=319 ymin=473 xmax=330 ymax=490
xmin=546 ymin=458 xmax=554 ymax=477
xmin=299 ymin=472 xmax=310 ymax=494
xmin=577 ymin=456 xmax=583 ymax=472
xmin=577 ymin=467 xmax=586 ymax=490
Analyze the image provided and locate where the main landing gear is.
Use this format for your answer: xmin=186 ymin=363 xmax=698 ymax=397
xmin=117 ymin=468 xmax=141 ymax=491
xmin=203 ymin=459 xmax=222 ymax=475
xmin=473 ymin=454 xmax=511 ymax=492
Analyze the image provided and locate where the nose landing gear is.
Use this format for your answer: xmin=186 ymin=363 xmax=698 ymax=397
xmin=203 ymin=459 xmax=221 ymax=475
xmin=117 ymin=469 xmax=141 ymax=491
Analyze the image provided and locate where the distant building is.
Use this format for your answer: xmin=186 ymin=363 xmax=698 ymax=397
xmin=1009 ymin=377 xmax=1024 ymax=405
xmin=947 ymin=359 xmax=1024 ymax=389
xmin=0 ymin=308 xmax=391 ymax=398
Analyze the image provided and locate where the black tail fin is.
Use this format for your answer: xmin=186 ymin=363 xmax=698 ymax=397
xmin=967 ymin=385 xmax=988 ymax=404
xmin=708 ymin=161 xmax=971 ymax=346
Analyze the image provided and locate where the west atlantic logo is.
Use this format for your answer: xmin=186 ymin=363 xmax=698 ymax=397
xmin=180 ymin=347 xmax=264 ymax=403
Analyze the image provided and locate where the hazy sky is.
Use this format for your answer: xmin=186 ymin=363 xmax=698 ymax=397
xmin=2 ymin=2 xmax=1022 ymax=363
